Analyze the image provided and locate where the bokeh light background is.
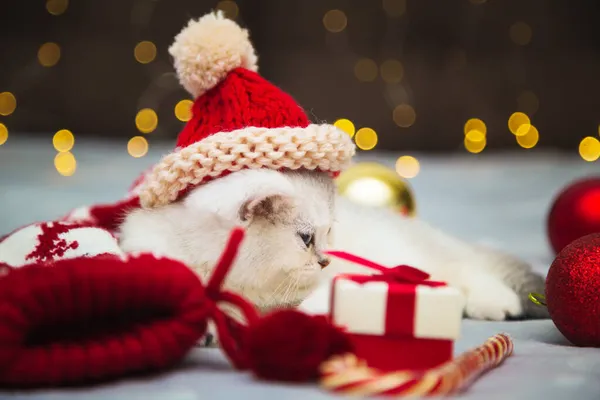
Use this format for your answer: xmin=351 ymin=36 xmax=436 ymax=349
xmin=0 ymin=0 xmax=599 ymax=180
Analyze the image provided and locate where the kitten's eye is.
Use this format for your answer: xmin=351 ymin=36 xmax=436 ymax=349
xmin=298 ymin=232 xmax=314 ymax=248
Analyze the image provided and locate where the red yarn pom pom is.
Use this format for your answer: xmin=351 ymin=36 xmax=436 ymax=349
xmin=244 ymin=310 xmax=354 ymax=382
xmin=546 ymin=233 xmax=600 ymax=346
xmin=547 ymin=177 xmax=600 ymax=254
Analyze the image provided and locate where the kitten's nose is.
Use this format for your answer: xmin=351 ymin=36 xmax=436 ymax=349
xmin=318 ymin=257 xmax=331 ymax=268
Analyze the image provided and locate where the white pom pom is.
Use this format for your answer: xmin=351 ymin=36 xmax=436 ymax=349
xmin=169 ymin=11 xmax=258 ymax=98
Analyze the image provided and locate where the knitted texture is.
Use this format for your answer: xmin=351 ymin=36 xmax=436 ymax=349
xmin=0 ymin=222 xmax=124 ymax=267
xmin=0 ymin=224 xmax=260 ymax=387
xmin=60 ymin=174 xmax=145 ymax=233
xmin=139 ymin=124 xmax=354 ymax=208
xmin=61 ymin=197 xmax=140 ymax=234
xmin=168 ymin=11 xmax=258 ymax=98
xmin=134 ymin=12 xmax=356 ymax=209
xmin=0 ymin=254 xmax=208 ymax=386
xmin=176 ymin=68 xmax=310 ymax=148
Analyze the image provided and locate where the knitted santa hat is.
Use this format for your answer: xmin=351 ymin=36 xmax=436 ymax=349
xmin=137 ymin=11 xmax=356 ymax=209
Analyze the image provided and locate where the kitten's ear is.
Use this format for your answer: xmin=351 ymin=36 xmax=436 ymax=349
xmin=239 ymin=194 xmax=295 ymax=224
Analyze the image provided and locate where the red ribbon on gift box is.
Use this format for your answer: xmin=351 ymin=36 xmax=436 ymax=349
xmin=326 ymin=250 xmax=455 ymax=344
xmin=325 ymin=251 xmax=446 ymax=287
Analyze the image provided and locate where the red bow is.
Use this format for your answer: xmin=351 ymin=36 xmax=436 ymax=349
xmin=324 ymin=251 xmax=446 ymax=287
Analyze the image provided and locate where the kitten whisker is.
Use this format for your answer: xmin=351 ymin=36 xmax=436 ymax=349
xmin=281 ymin=275 xmax=300 ymax=306
xmin=267 ymin=274 xmax=291 ymax=301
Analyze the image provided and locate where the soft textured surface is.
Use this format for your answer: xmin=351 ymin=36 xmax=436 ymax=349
xmin=140 ymin=124 xmax=355 ymax=208
xmin=1 ymin=136 xmax=600 ymax=399
xmin=169 ymin=11 xmax=258 ymax=98
xmin=245 ymin=310 xmax=353 ymax=382
xmin=144 ymin=12 xmax=355 ymax=209
xmin=0 ymin=252 xmax=209 ymax=387
xmin=0 ymin=220 xmax=259 ymax=387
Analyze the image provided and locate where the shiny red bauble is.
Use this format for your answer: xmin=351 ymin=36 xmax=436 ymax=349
xmin=546 ymin=233 xmax=600 ymax=347
xmin=547 ymin=177 xmax=600 ymax=254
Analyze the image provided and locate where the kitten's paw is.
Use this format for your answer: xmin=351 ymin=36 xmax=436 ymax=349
xmin=464 ymin=279 xmax=523 ymax=321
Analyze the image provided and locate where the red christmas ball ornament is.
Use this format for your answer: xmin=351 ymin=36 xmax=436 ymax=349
xmin=547 ymin=177 xmax=600 ymax=254
xmin=545 ymin=233 xmax=600 ymax=346
xmin=244 ymin=310 xmax=354 ymax=382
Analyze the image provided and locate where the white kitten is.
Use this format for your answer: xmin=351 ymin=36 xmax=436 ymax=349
xmin=119 ymin=169 xmax=548 ymax=327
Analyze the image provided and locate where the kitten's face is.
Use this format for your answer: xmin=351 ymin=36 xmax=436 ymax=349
xmin=232 ymin=171 xmax=335 ymax=310
xmin=119 ymin=168 xmax=336 ymax=312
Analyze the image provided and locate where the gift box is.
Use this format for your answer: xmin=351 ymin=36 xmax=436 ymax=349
xmin=326 ymin=251 xmax=465 ymax=372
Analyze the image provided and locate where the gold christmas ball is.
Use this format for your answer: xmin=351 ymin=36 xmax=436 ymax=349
xmin=336 ymin=162 xmax=416 ymax=217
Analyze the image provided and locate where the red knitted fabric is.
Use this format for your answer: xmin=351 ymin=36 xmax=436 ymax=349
xmin=0 ymin=254 xmax=207 ymax=386
xmin=87 ymin=197 xmax=140 ymax=233
xmin=0 ymin=227 xmax=260 ymax=387
xmin=129 ymin=12 xmax=356 ymax=210
xmin=176 ymin=68 xmax=310 ymax=149
xmin=60 ymin=197 xmax=140 ymax=235
xmin=26 ymin=222 xmax=80 ymax=263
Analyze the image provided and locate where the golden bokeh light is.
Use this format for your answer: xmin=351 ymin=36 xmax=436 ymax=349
xmin=516 ymin=125 xmax=539 ymax=149
xmin=355 ymin=127 xmax=378 ymax=150
xmin=334 ymin=118 xmax=356 ymax=138
xmin=174 ymin=99 xmax=193 ymax=122
xmin=52 ymin=129 xmax=74 ymax=152
xmin=54 ymin=151 xmax=77 ymax=176
xmin=579 ymin=136 xmax=600 ymax=162
xmin=463 ymin=118 xmax=487 ymax=136
xmin=0 ymin=123 xmax=7 ymax=146
xmin=354 ymin=58 xmax=378 ymax=82
xmin=395 ymin=156 xmax=420 ymax=179
xmin=0 ymin=92 xmax=17 ymax=116
xmin=510 ymin=22 xmax=532 ymax=46
xmin=382 ymin=0 xmax=406 ymax=18
xmin=380 ymin=59 xmax=404 ymax=83
xmin=127 ymin=136 xmax=149 ymax=158
xmin=134 ymin=41 xmax=157 ymax=64
xmin=38 ymin=42 xmax=61 ymax=67
xmin=508 ymin=112 xmax=531 ymax=136
xmin=135 ymin=108 xmax=158 ymax=133
xmin=393 ymin=104 xmax=416 ymax=128
xmin=323 ymin=10 xmax=347 ymax=33
xmin=464 ymin=130 xmax=487 ymax=154
xmin=46 ymin=0 xmax=68 ymax=15
xmin=516 ymin=125 xmax=532 ymax=136
xmin=216 ymin=0 xmax=239 ymax=19
xmin=517 ymin=90 xmax=539 ymax=115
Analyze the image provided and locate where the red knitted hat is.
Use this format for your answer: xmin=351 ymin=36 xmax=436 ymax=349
xmin=137 ymin=11 xmax=356 ymax=209
xmin=0 ymin=223 xmax=259 ymax=387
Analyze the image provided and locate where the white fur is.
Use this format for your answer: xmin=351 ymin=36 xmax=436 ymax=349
xmin=119 ymin=169 xmax=533 ymax=325
xmin=300 ymin=196 xmax=523 ymax=321
xmin=120 ymin=169 xmax=332 ymax=311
